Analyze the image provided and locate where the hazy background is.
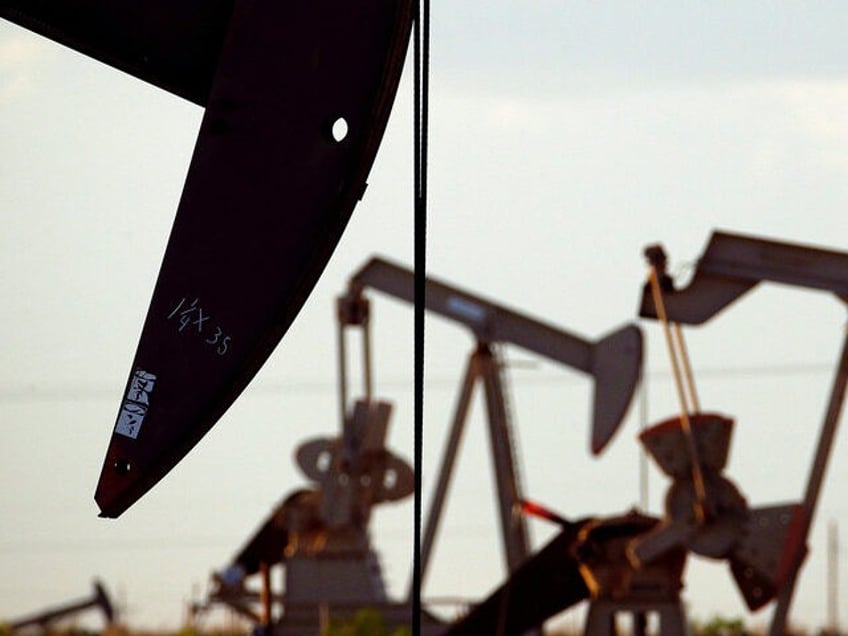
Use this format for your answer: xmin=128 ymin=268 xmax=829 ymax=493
xmin=2 ymin=2 xmax=848 ymax=632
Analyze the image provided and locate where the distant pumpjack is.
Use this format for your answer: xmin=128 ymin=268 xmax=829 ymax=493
xmin=337 ymin=256 xmax=642 ymax=636
xmin=10 ymin=580 xmax=115 ymax=632
xmin=637 ymin=231 xmax=848 ymax=635
xmin=446 ymin=231 xmax=848 ymax=635
xmin=339 ymin=256 xmax=642 ymax=594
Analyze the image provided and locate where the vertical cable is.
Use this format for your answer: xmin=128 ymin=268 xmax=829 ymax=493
xmin=412 ymin=1 xmax=430 ymax=635
xmin=672 ymin=323 xmax=701 ymax=413
xmin=647 ymin=267 xmax=708 ymax=523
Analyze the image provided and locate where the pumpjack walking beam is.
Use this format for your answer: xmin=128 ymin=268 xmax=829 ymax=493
xmin=344 ymin=257 xmax=643 ymax=455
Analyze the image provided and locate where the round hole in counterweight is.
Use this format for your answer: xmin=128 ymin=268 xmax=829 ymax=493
xmin=331 ymin=117 xmax=349 ymax=142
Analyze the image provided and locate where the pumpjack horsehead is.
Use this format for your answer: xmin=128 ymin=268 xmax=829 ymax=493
xmin=0 ymin=1 xmax=414 ymax=516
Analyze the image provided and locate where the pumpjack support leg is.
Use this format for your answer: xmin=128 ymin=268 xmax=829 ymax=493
xmin=585 ymin=600 xmax=689 ymax=636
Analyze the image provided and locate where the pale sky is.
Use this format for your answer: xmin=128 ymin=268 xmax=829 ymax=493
xmin=2 ymin=3 xmax=848 ymax=632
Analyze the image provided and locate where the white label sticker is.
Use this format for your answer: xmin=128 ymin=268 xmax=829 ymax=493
xmin=114 ymin=370 xmax=157 ymax=439
xmin=127 ymin=370 xmax=156 ymax=405
xmin=115 ymin=402 xmax=147 ymax=439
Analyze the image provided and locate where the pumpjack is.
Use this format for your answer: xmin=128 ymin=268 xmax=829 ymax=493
xmin=8 ymin=580 xmax=116 ymax=632
xmin=196 ymin=256 xmax=642 ymax=636
xmin=445 ymin=230 xmax=848 ymax=635
xmin=339 ymin=257 xmax=642 ymax=634
xmin=636 ymin=231 xmax=848 ymax=635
